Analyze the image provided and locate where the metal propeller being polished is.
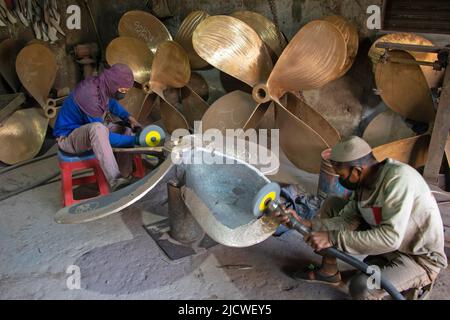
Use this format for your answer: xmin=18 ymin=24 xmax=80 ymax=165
xmin=106 ymin=10 xmax=210 ymax=133
xmin=193 ymin=15 xmax=358 ymax=173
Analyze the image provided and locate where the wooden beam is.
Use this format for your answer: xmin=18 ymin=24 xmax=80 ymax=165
xmin=424 ymin=62 xmax=450 ymax=185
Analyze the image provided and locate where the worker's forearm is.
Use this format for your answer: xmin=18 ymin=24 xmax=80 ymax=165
xmin=109 ymin=133 xmax=136 ymax=148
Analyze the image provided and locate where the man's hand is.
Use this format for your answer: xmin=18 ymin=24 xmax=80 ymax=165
xmin=128 ymin=116 xmax=142 ymax=131
xmin=273 ymin=207 xmax=313 ymax=229
xmin=304 ymin=232 xmax=333 ymax=251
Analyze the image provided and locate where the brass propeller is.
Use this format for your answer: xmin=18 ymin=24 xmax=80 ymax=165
xmin=375 ymin=50 xmax=435 ymax=123
xmin=267 ymin=20 xmax=347 ymax=99
xmin=0 ymin=39 xmax=23 ymax=92
xmin=363 ymin=109 xmax=415 ymax=148
xmin=188 ymin=72 xmax=209 ymax=101
xmin=231 ymin=10 xmax=287 ymax=58
xmin=106 ymin=36 xmax=210 ymax=133
xmin=369 ymin=33 xmax=443 ymax=89
xmin=323 ymin=15 xmax=359 ymax=78
xmin=106 ymin=36 xmax=153 ymax=85
xmin=276 ymin=105 xmax=331 ymax=174
xmin=148 ymin=41 xmax=191 ymax=95
xmin=373 ymin=134 xmax=430 ymax=169
xmin=15 ymin=43 xmax=58 ymax=119
xmin=202 ymin=90 xmax=260 ymax=133
xmin=0 ymin=108 xmax=49 ymax=165
xmin=193 ymin=16 xmax=349 ymax=173
xmin=193 ymin=15 xmax=274 ymax=88
xmin=118 ymin=10 xmax=172 ymax=54
xmin=107 ymin=11 xmax=211 ymax=133
xmin=175 ymin=11 xmax=210 ymax=70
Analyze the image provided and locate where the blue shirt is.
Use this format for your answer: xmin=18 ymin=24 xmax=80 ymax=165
xmin=53 ymin=94 xmax=136 ymax=148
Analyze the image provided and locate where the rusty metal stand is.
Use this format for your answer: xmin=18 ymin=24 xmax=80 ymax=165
xmin=144 ymin=174 xmax=217 ymax=261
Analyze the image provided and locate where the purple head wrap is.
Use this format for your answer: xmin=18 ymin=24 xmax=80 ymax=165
xmin=73 ymin=64 xmax=134 ymax=118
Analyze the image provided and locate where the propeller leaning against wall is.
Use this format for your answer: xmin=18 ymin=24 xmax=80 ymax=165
xmin=193 ymin=15 xmax=359 ymax=173
xmin=15 ymin=42 xmax=59 ymax=119
xmin=0 ymin=42 xmax=58 ymax=165
xmin=106 ymin=10 xmax=210 ymax=133
xmin=364 ymin=33 xmax=443 ymax=168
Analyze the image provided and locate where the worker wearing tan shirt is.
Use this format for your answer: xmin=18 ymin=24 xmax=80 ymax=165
xmin=280 ymin=136 xmax=448 ymax=300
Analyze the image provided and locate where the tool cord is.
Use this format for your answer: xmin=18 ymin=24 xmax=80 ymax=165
xmin=288 ymin=214 xmax=406 ymax=300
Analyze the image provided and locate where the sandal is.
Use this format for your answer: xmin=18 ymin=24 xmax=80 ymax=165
xmin=283 ymin=264 xmax=342 ymax=286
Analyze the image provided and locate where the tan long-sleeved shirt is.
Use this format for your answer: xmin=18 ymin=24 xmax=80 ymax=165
xmin=312 ymin=159 xmax=448 ymax=271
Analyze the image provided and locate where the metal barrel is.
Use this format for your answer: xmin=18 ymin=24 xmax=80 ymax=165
xmin=317 ymin=149 xmax=353 ymax=200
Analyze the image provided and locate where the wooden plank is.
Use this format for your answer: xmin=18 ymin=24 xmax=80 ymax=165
xmin=383 ymin=0 xmax=450 ymax=34
xmin=0 ymin=93 xmax=25 ymax=123
xmin=424 ymin=64 xmax=450 ymax=185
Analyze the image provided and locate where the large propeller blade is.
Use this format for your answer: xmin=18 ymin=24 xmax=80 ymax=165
xmin=175 ymin=11 xmax=210 ymax=70
xmin=106 ymin=37 xmax=153 ymax=85
xmin=373 ymin=134 xmax=430 ymax=169
xmin=276 ymin=105 xmax=331 ymax=174
xmin=369 ymin=33 xmax=443 ymax=89
xmin=0 ymin=39 xmax=23 ymax=92
xmin=267 ymin=20 xmax=347 ymax=100
xmin=0 ymin=108 xmax=49 ymax=165
xmin=231 ymin=10 xmax=287 ymax=58
xmin=159 ymin=98 xmax=190 ymax=133
xmin=324 ymin=15 xmax=359 ymax=78
xmin=118 ymin=10 xmax=172 ymax=54
xmin=363 ymin=109 xmax=415 ymax=148
xmin=188 ymin=72 xmax=209 ymax=101
xmin=279 ymin=92 xmax=340 ymax=147
xmin=119 ymin=87 xmax=148 ymax=119
xmin=180 ymin=86 xmax=210 ymax=128
xmin=16 ymin=43 xmax=58 ymax=119
xmin=148 ymin=41 xmax=191 ymax=95
xmin=202 ymin=91 xmax=259 ymax=133
xmin=375 ymin=50 xmax=435 ymax=123
xmin=193 ymin=15 xmax=274 ymax=88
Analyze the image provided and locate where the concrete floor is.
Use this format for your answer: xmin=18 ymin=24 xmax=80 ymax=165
xmin=1 ymin=150 xmax=449 ymax=300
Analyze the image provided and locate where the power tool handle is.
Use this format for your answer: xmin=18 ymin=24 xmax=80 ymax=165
xmin=279 ymin=206 xmax=311 ymax=237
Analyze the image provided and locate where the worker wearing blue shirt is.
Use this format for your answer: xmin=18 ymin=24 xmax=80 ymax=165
xmin=54 ymin=64 xmax=142 ymax=191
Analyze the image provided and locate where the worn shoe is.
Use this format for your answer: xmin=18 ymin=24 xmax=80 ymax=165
xmin=282 ymin=264 xmax=342 ymax=286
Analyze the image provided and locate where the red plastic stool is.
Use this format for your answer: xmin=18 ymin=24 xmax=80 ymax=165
xmin=58 ymin=151 xmax=110 ymax=207
xmin=132 ymin=155 xmax=146 ymax=179
xmin=59 ymin=151 xmax=146 ymax=207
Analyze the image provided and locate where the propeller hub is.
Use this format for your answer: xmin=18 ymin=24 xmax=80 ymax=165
xmin=252 ymin=84 xmax=271 ymax=104
xmin=143 ymin=83 xmax=154 ymax=94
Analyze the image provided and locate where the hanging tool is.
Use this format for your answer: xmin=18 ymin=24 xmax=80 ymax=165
xmin=253 ymin=182 xmax=406 ymax=301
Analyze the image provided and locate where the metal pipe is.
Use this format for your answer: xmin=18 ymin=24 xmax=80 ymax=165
xmin=376 ymin=42 xmax=450 ymax=54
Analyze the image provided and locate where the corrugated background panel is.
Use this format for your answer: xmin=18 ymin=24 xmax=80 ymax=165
xmin=383 ymin=0 xmax=450 ymax=34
